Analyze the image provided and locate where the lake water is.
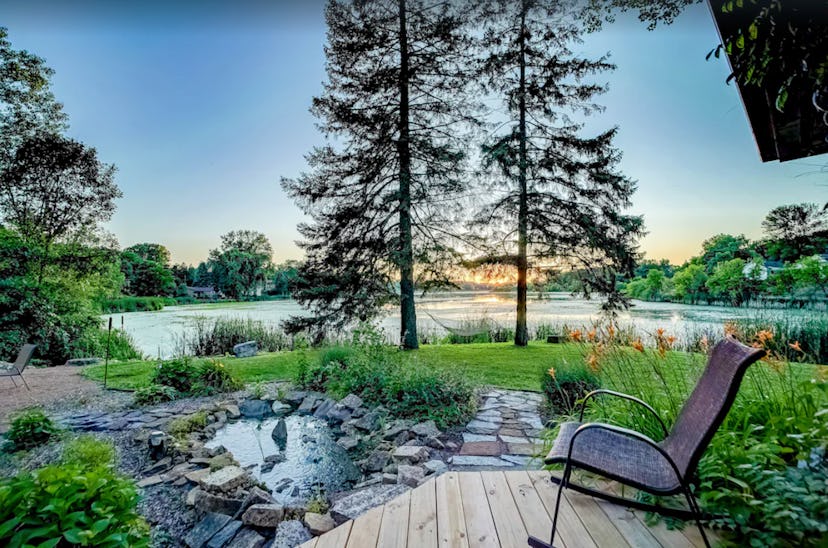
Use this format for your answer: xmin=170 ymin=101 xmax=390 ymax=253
xmin=103 ymin=292 xmax=819 ymax=358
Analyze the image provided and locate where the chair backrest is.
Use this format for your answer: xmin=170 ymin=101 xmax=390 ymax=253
xmin=13 ymin=344 xmax=37 ymax=373
xmin=661 ymin=337 xmax=765 ymax=478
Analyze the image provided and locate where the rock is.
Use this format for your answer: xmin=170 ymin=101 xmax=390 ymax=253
xmin=353 ymin=474 xmax=383 ymax=489
xmin=382 ymin=463 xmax=398 ymax=474
xmin=363 ymin=450 xmax=391 ymax=472
xmin=339 ymin=394 xmax=363 ymax=410
xmin=260 ymin=462 xmax=275 ymax=474
xmin=239 ymin=400 xmax=273 ymax=419
xmin=324 ymin=404 xmax=351 ymax=425
xmin=273 ymin=478 xmax=293 ymax=493
xmin=426 ymin=437 xmax=445 ymax=450
xmin=227 ymin=527 xmax=266 ymax=548
xmin=466 ymin=420 xmax=500 ymax=435
xmin=330 ymin=484 xmax=409 ymax=524
xmin=353 ymin=410 xmax=381 ymax=431
xmin=283 ymin=390 xmax=307 ymax=407
xmin=270 ymin=520 xmax=312 ymax=548
xmin=206 ymin=520 xmax=242 ymax=548
xmin=411 ymin=420 xmax=441 ymax=438
xmin=65 ymin=357 xmax=101 ymax=366
xmin=236 ymin=487 xmax=275 ymax=517
xmin=201 ymin=466 xmax=250 ymax=493
xmin=148 ymin=431 xmax=168 ymax=461
xmin=223 ymin=404 xmax=241 ymax=419
xmin=232 ymin=341 xmax=258 ymax=358
xmin=193 ymin=489 xmax=245 ymax=515
xmin=264 ymin=453 xmax=286 ymax=464
xmin=382 ymin=473 xmax=397 ymax=484
xmin=303 ymin=512 xmax=336 ymax=535
xmin=187 ymin=487 xmax=201 ymax=506
xmin=449 ymin=455 xmax=513 ymax=467
xmin=313 ymin=398 xmax=335 ymax=420
xmin=392 ymin=445 xmax=429 ymax=464
xmin=271 ymin=401 xmax=292 ymax=417
xmin=336 ymin=436 xmax=358 ymax=451
xmin=297 ymin=395 xmax=320 ymax=415
xmin=242 ymin=504 xmax=285 ymax=527
xmin=137 ymin=475 xmax=163 ymax=488
xmin=382 ymin=420 xmax=412 ymax=441
xmin=271 ymin=419 xmax=288 ymax=447
xmin=397 ymin=464 xmax=425 ymax=487
xmin=185 ymin=512 xmax=232 ymax=548
xmin=424 ymin=460 xmax=447 ymax=475
xmin=459 ymin=441 xmax=503 ymax=457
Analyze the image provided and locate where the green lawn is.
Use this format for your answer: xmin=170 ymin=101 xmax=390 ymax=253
xmin=83 ymin=342 xmax=587 ymax=392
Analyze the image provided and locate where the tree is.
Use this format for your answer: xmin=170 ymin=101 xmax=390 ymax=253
xmin=270 ymin=261 xmax=301 ymax=297
xmin=672 ymin=262 xmax=708 ymax=304
xmin=120 ymin=250 xmax=175 ymax=297
xmin=700 ymin=233 xmax=751 ymax=272
xmin=472 ymin=0 xmax=642 ymax=345
xmin=208 ymin=230 xmax=273 ymax=300
xmin=762 ymin=203 xmax=828 ymax=262
xmin=283 ymin=0 xmax=477 ymax=347
xmin=124 ymin=243 xmax=171 ymax=267
xmin=0 ymin=27 xmax=67 ymax=169
xmin=772 ymin=256 xmax=828 ymax=300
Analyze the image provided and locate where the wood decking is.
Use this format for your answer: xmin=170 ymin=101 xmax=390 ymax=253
xmin=300 ymin=471 xmax=712 ymax=548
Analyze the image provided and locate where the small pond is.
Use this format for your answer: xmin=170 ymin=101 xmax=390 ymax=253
xmin=205 ymin=415 xmax=360 ymax=505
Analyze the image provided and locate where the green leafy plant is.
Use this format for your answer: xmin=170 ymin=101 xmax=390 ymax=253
xmin=72 ymin=327 xmax=143 ymax=361
xmin=193 ymin=359 xmax=243 ymax=395
xmin=4 ymin=408 xmax=60 ymax=451
xmin=540 ymin=357 xmax=600 ymax=418
xmin=168 ymin=412 xmax=208 ymax=438
xmin=151 ymin=357 xmax=199 ymax=393
xmin=61 ymin=436 xmax=116 ymax=468
xmin=133 ymin=384 xmax=179 ymax=406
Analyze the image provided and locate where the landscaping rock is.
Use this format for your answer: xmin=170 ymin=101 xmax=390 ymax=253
xmin=339 ymin=394 xmax=363 ymax=410
xmin=271 ymin=402 xmax=292 ymax=417
xmin=426 ymin=437 xmax=445 ymax=450
xmin=227 ymin=527 xmax=266 ymax=548
xmin=239 ymin=400 xmax=273 ymax=419
xmin=297 ymin=395 xmax=321 ymax=415
xmin=264 ymin=453 xmax=286 ymax=464
xmin=397 ymin=464 xmax=425 ymax=487
xmin=313 ymin=398 xmax=335 ymax=420
xmin=303 ymin=512 xmax=336 ymax=535
xmin=206 ymin=520 xmax=242 ymax=548
xmin=271 ymin=419 xmax=288 ymax=447
xmin=283 ymin=391 xmax=307 ymax=407
xmin=185 ymin=512 xmax=232 ymax=548
xmin=392 ymin=445 xmax=429 ymax=464
xmin=235 ymin=487 xmax=275 ymax=517
xmin=382 ymin=473 xmax=397 ymax=484
xmin=137 ymin=475 xmax=163 ymax=488
xmin=382 ymin=420 xmax=412 ymax=441
xmin=223 ymin=404 xmax=241 ymax=419
xmin=336 ymin=436 xmax=358 ymax=451
xmin=324 ymin=404 xmax=352 ymax=424
xmin=459 ymin=441 xmax=503 ymax=457
xmin=242 ymin=504 xmax=285 ymax=527
xmin=353 ymin=410 xmax=381 ymax=431
xmin=424 ymin=460 xmax=447 ymax=475
xmin=148 ymin=431 xmax=169 ymax=461
xmin=363 ymin=450 xmax=391 ymax=472
xmin=232 ymin=341 xmax=258 ymax=358
xmin=449 ymin=455 xmax=513 ymax=467
xmin=201 ymin=466 xmax=250 ymax=493
xmin=269 ymin=520 xmax=312 ymax=548
xmin=411 ymin=420 xmax=441 ymax=438
xmin=65 ymin=357 xmax=101 ymax=366
xmin=330 ymin=484 xmax=409 ymax=524
xmin=193 ymin=489 xmax=245 ymax=516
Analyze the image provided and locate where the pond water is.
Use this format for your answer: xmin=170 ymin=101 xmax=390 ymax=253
xmin=104 ymin=292 xmax=820 ymax=358
xmin=204 ymin=415 xmax=360 ymax=505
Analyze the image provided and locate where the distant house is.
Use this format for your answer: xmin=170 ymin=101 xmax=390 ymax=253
xmin=187 ymin=286 xmax=221 ymax=299
xmin=742 ymin=261 xmax=769 ymax=281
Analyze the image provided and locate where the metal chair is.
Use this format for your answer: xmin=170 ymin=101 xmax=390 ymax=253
xmin=529 ymin=337 xmax=765 ymax=548
xmin=0 ymin=344 xmax=37 ymax=390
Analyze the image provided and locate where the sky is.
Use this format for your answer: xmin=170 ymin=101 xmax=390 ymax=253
xmin=3 ymin=0 xmax=826 ymax=266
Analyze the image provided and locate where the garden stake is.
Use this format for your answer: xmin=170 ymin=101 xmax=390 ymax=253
xmin=104 ymin=317 xmax=112 ymax=388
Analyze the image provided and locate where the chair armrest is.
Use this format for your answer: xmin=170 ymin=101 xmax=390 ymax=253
xmin=578 ymin=389 xmax=669 ymax=438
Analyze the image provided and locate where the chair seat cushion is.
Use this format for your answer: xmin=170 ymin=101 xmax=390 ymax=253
xmin=545 ymin=421 xmax=681 ymax=494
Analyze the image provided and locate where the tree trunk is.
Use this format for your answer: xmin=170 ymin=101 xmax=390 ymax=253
xmin=397 ymin=0 xmax=419 ymax=349
xmin=515 ymin=4 xmax=529 ymax=347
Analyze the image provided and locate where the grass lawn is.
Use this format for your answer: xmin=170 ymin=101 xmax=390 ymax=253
xmin=83 ymin=342 xmax=587 ymax=392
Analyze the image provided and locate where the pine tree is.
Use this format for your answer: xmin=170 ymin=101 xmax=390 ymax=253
xmin=473 ymin=0 xmax=643 ymax=346
xmin=283 ymin=0 xmax=477 ymax=348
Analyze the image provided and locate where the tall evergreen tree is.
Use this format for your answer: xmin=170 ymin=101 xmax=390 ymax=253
xmin=283 ymin=0 xmax=477 ymax=348
xmin=473 ymin=0 xmax=643 ymax=346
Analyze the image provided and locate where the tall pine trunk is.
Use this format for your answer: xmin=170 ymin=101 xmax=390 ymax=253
xmin=515 ymin=4 xmax=529 ymax=347
xmin=397 ymin=0 xmax=419 ymax=349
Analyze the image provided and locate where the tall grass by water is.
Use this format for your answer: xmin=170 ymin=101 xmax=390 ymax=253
xmin=176 ymin=317 xmax=291 ymax=356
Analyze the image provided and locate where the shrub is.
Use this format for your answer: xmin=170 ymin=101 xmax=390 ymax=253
xmin=61 ymin=436 xmax=116 ymax=468
xmin=100 ymin=296 xmax=173 ymax=313
xmin=0 ymin=464 xmax=149 ymax=547
xmin=540 ymin=358 xmax=600 ymax=418
xmin=71 ymin=327 xmax=143 ymax=361
xmin=181 ymin=317 xmax=289 ymax=356
xmin=151 ymin=357 xmax=200 ymax=393
xmin=193 ymin=359 xmax=243 ymax=395
xmin=133 ymin=384 xmax=179 ymax=406
xmin=5 ymin=408 xmax=60 ymax=451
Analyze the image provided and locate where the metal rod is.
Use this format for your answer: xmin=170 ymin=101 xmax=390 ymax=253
xmin=104 ymin=317 xmax=112 ymax=388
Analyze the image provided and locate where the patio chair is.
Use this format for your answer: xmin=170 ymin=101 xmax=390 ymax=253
xmin=0 ymin=344 xmax=37 ymax=391
xmin=529 ymin=337 xmax=765 ymax=548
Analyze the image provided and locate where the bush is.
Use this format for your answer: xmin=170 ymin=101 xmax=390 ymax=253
xmin=4 ymin=408 xmax=60 ymax=451
xmin=133 ymin=384 xmax=179 ymax=406
xmin=61 ymin=436 xmax=116 ymax=468
xmin=100 ymin=296 xmax=174 ymax=313
xmin=0 ymin=463 xmax=149 ymax=547
xmin=193 ymin=359 xmax=243 ymax=395
xmin=540 ymin=358 xmax=600 ymax=418
xmin=150 ymin=356 xmax=243 ymax=397
xmin=71 ymin=327 xmax=143 ymax=361
xmin=180 ymin=317 xmax=289 ymax=356
xmin=151 ymin=357 xmax=200 ymax=393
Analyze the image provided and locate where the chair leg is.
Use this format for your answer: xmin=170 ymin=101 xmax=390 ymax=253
xmin=528 ymin=462 xmax=572 ymax=547
xmin=9 ymin=375 xmax=18 ymax=387
xmin=18 ymin=374 xmax=30 ymax=391
xmin=681 ymin=482 xmax=710 ymax=548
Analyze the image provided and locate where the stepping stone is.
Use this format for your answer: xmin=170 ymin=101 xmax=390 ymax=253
xmin=450 ymin=456 xmax=513 ymax=467
xmin=501 ymin=455 xmax=534 ymax=466
xmin=466 ymin=420 xmax=499 ymax=435
xmin=497 ymin=427 xmax=525 ymax=437
xmin=506 ymin=443 xmax=538 ymax=456
xmin=499 ymin=435 xmax=530 ymax=444
xmin=459 ymin=441 xmax=503 ymax=457
xmin=462 ymin=433 xmax=497 ymax=443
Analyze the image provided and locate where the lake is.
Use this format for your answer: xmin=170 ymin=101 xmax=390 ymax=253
xmin=103 ymin=292 xmax=818 ymax=358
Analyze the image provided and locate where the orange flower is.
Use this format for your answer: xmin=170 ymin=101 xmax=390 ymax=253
xmin=608 ymin=325 xmax=615 ymax=338
xmin=699 ymin=335 xmax=709 ymax=351
xmin=724 ymin=322 xmax=738 ymax=336
xmin=666 ymin=335 xmax=676 ymax=347
xmin=789 ymin=341 xmax=803 ymax=353
xmin=756 ymin=329 xmax=774 ymax=344
xmin=569 ymin=329 xmax=582 ymax=342
xmin=632 ymin=339 xmax=644 ymax=352
xmin=656 ymin=327 xmax=665 ymax=337
xmin=586 ymin=330 xmax=597 ymax=342
xmin=586 ymin=353 xmax=599 ymax=372
xmin=547 ymin=367 xmax=556 ymax=379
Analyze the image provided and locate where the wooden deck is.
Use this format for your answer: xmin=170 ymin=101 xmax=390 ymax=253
xmin=300 ymin=471 xmax=713 ymax=548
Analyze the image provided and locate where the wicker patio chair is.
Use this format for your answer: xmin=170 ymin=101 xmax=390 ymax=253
xmin=529 ymin=337 xmax=765 ymax=548
xmin=0 ymin=344 xmax=37 ymax=391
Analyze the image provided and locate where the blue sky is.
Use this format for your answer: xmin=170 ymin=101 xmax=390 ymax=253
xmin=4 ymin=1 xmax=826 ymax=266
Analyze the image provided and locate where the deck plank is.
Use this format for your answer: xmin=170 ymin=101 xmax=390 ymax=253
xmin=458 ymin=471 xmax=500 ymax=548
xmin=562 ymin=490 xmax=628 ymax=548
xmin=345 ymin=504 xmax=384 ymax=548
xmin=480 ymin=471 xmax=529 ymax=548
xmin=409 ymin=479 xmax=439 ymax=548
xmin=436 ymin=472 xmax=470 ymax=548
xmin=596 ymin=500 xmax=661 ymax=548
xmin=298 ymin=538 xmax=318 ymax=548
xmin=503 ymin=470 xmax=553 ymax=542
xmin=376 ymin=487 xmax=411 ymax=548
xmin=527 ymin=471 xmax=600 ymax=548
xmin=316 ymin=521 xmax=352 ymax=548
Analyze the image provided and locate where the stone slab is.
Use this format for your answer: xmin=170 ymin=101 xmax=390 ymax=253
xmin=459 ymin=441 xmax=503 ymax=457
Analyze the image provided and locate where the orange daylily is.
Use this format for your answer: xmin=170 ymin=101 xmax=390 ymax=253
xmin=547 ymin=367 xmax=556 ymax=378
xmin=569 ymin=329 xmax=582 ymax=342
xmin=789 ymin=341 xmax=803 ymax=353
xmin=632 ymin=339 xmax=644 ymax=352
xmin=587 ymin=330 xmax=597 ymax=342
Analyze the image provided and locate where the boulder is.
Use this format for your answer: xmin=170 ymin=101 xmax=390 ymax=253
xmin=270 ymin=520 xmax=312 ymax=548
xmin=184 ymin=512 xmax=232 ymax=548
xmin=239 ymin=399 xmax=273 ymax=419
xmin=223 ymin=404 xmax=241 ymax=419
xmin=330 ymin=484 xmax=409 ymax=524
xmin=339 ymin=394 xmax=363 ymax=410
xmin=271 ymin=401 xmax=292 ymax=417
xmin=411 ymin=420 xmax=441 ymax=438
xmin=424 ymin=460 xmax=447 ymax=475
xmin=65 ymin=357 xmax=101 ymax=366
xmin=397 ymin=464 xmax=425 ymax=487
xmin=200 ymin=466 xmax=250 ymax=493
xmin=193 ymin=489 xmax=245 ymax=516
xmin=313 ymin=398 xmax=336 ymax=420
xmin=336 ymin=436 xmax=358 ymax=451
xmin=232 ymin=341 xmax=258 ymax=358
xmin=283 ymin=390 xmax=308 ymax=407
xmin=227 ymin=527 xmax=266 ymax=548
xmin=363 ymin=450 xmax=391 ymax=472
xmin=392 ymin=445 xmax=429 ymax=464
xmin=242 ymin=504 xmax=285 ymax=527
xmin=353 ymin=410 xmax=382 ymax=431
xmin=297 ymin=395 xmax=321 ymax=415
xmin=235 ymin=487 xmax=275 ymax=518
xmin=206 ymin=520 xmax=242 ymax=548
xmin=324 ymin=404 xmax=351 ymax=425
xmin=382 ymin=473 xmax=397 ymax=484
xmin=303 ymin=512 xmax=336 ymax=536
xmin=271 ymin=419 xmax=288 ymax=447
